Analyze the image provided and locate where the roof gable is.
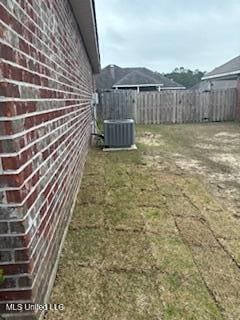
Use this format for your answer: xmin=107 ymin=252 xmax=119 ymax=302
xmin=96 ymin=65 xmax=128 ymax=89
xmin=203 ymin=55 xmax=240 ymax=80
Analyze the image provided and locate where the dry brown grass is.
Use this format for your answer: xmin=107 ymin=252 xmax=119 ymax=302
xmin=46 ymin=123 xmax=240 ymax=320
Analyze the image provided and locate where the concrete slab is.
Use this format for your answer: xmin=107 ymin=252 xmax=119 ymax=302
xmin=103 ymin=144 xmax=137 ymax=152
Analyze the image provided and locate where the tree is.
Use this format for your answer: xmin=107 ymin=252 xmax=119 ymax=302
xmin=165 ymin=68 xmax=206 ymax=89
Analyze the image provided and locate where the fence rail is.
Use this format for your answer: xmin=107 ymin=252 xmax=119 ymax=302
xmin=98 ymin=89 xmax=237 ymax=124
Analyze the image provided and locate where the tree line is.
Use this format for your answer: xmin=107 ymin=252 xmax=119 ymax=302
xmin=165 ymin=67 xmax=206 ymax=89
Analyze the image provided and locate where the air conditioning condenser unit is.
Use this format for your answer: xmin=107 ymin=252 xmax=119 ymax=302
xmin=103 ymin=119 xmax=137 ymax=151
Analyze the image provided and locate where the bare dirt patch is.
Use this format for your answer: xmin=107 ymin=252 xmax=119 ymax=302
xmin=175 ymin=158 xmax=208 ymax=175
xmin=210 ymin=153 xmax=240 ymax=171
xmin=214 ymin=132 xmax=240 ymax=138
xmin=195 ymin=143 xmax=220 ymax=151
xmin=139 ymin=124 xmax=240 ymax=222
xmin=138 ymin=131 xmax=164 ymax=147
xmin=141 ymin=154 xmax=171 ymax=171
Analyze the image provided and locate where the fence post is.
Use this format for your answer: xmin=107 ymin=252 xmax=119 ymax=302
xmin=133 ymin=91 xmax=138 ymax=123
xmin=173 ymin=91 xmax=177 ymax=124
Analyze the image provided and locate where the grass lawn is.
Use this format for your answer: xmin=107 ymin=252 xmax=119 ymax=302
xmin=46 ymin=122 xmax=240 ymax=320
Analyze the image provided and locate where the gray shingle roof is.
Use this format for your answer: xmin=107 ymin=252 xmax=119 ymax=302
xmin=127 ymin=67 xmax=184 ymax=88
xmin=113 ymin=71 xmax=161 ymax=86
xmin=204 ymin=55 xmax=240 ymax=79
xmin=96 ymin=65 xmax=184 ymax=89
xmin=96 ymin=65 xmax=127 ymax=89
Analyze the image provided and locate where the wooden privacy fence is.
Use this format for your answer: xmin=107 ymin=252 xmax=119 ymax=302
xmin=98 ymin=90 xmax=137 ymax=121
xmin=98 ymin=89 xmax=237 ymax=124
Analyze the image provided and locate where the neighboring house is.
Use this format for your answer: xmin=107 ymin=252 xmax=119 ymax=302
xmin=0 ymin=1 xmax=100 ymax=319
xmin=96 ymin=65 xmax=185 ymax=92
xmin=198 ymin=55 xmax=240 ymax=91
xmin=191 ymin=79 xmax=238 ymax=91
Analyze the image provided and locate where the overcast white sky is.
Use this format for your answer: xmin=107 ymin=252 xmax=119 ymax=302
xmin=95 ymin=0 xmax=240 ymax=73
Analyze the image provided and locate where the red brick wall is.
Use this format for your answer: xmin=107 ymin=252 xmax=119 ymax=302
xmin=0 ymin=0 xmax=95 ymax=318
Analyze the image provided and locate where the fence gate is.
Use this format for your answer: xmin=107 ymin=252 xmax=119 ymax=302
xmin=97 ymin=90 xmax=137 ymax=121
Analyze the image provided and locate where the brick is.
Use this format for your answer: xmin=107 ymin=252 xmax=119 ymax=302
xmin=0 ymin=222 xmax=9 ymax=234
xmin=0 ymin=277 xmax=16 ymax=289
xmin=14 ymin=249 xmax=29 ymax=262
xmin=0 ymin=83 xmax=20 ymax=98
xmin=0 ymin=263 xmax=29 ymax=275
xmin=6 ymin=190 xmax=24 ymax=204
xmin=10 ymin=221 xmax=27 ymax=234
xmin=18 ymin=276 xmax=32 ymax=288
xmin=0 ymin=251 xmax=12 ymax=263
xmin=2 ymin=156 xmax=20 ymax=171
xmin=0 ymin=102 xmax=17 ymax=117
xmin=0 ymin=289 xmax=32 ymax=301
xmin=0 ymin=236 xmax=24 ymax=249
xmin=0 ymin=138 xmax=22 ymax=154
xmin=0 ymin=44 xmax=14 ymax=61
